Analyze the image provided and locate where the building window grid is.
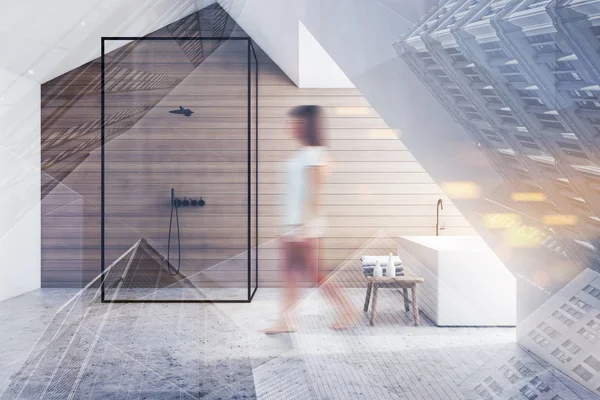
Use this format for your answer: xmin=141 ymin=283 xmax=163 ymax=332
xmin=502 ymin=366 xmax=521 ymax=384
xmin=514 ymin=131 xmax=535 ymax=143
xmin=578 ymin=100 xmax=600 ymax=111
xmin=509 ymin=357 xmax=534 ymax=376
xmin=474 ymin=384 xmax=494 ymax=400
xmin=502 ymin=72 xmax=529 ymax=83
xmin=534 ymin=113 xmax=566 ymax=130
xmin=545 ymin=60 xmax=584 ymax=83
xmin=523 ymin=97 xmax=546 ymax=107
xmin=551 ymin=347 xmax=573 ymax=364
xmin=514 ymin=136 xmax=540 ymax=150
xmin=526 ymin=33 xmax=562 ymax=54
xmin=400 ymin=8 xmax=600 ymax=306
xmin=485 ymin=95 xmax=503 ymax=104
xmin=530 ymin=376 xmax=551 ymax=393
xmin=499 ymin=64 xmax=521 ymax=74
xmin=459 ymin=105 xmax=479 ymax=114
xmin=483 ymin=376 xmax=504 ymax=396
xmin=571 ymin=90 xmax=599 ymax=101
xmin=494 ymin=57 xmax=531 ymax=85
xmin=584 ymin=356 xmax=600 ymax=372
xmin=588 ymin=118 xmax=600 ymax=134
xmin=481 ymin=128 xmax=506 ymax=144
xmin=569 ymin=296 xmax=593 ymax=312
xmin=561 ymin=339 xmax=582 ymax=355
xmin=519 ymin=384 xmax=538 ymax=400
xmin=465 ymin=111 xmax=483 ymax=120
xmin=415 ymin=52 xmax=436 ymax=66
xmin=494 ymin=110 xmax=520 ymax=125
xmin=517 ymin=89 xmax=547 ymax=108
xmin=401 ymin=27 xmax=600 ymax=396
xmin=516 ymin=33 xmax=595 ymax=148
xmin=537 ymin=321 xmax=560 ymax=338
xmin=552 ymin=310 xmax=575 ymax=327
xmin=587 ymin=319 xmax=600 ymax=332
xmin=480 ymin=41 xmax=508 ymax=59
xmin=556 ymin=71 xmax=584 ymax=83
xmin=461 ymin=66 xmax=485 ymax=83
xmin=446 ymin=47 xmax=469 ymax=63
xmin=578 ymin=327 xmax=596 ymax=342
xmin=402 ymin=17 xmax=600 ymax=365
xmin=573 ymin=364 xmax=594 ymax=381
xmin=583 ymin=284 xmax=600 ymax=300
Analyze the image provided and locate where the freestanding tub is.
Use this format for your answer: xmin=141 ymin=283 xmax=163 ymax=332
xmin=397 ymin=236 xmax=516 ymax=326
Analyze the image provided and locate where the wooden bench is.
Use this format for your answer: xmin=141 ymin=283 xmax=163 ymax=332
xmin=363 ymin=276 xmax=425 ymax=326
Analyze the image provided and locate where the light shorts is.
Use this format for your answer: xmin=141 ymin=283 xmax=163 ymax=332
xmin=281 ymin=217 xmax=326 ymax=239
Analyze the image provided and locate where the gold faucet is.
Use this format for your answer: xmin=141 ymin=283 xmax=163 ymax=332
xmin=436 ymin=198 xmax=444 ymax=236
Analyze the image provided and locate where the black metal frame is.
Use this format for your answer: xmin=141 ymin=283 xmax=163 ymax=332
xmin=101 ymin=37 xmax=258 ymax=303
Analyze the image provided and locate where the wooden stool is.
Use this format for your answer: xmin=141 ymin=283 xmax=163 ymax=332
xmin=364 ymin=276 xmax=424 ymax=326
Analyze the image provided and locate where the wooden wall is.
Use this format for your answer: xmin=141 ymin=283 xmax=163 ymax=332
xmin=41 ymin=6 xmax=475 ymax=290
xmin=41 ymin=4 xmax=239 ymax=288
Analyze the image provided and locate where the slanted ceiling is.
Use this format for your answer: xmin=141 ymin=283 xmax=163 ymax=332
xmin=1 ymin=0 xmax=213 ymax=95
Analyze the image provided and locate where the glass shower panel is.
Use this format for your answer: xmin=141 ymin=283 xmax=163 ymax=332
xmin=250 ymin=43 xmax=259 ymax=299
xmin=102 ymin=37 xmax=254 ymax=302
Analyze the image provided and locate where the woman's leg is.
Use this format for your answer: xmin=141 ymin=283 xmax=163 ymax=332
xmin=264 ymin=238 xmax=300 ymax=334
xmin=306 ymin=238 xmax=360 ymax=329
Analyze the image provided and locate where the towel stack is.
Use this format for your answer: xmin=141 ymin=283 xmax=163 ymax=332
xmin=360 ymin=255 xmax=404 ymax=277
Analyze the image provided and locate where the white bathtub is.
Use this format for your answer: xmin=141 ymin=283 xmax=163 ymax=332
xmin=397 ymin=236 xmax=516 ymax=326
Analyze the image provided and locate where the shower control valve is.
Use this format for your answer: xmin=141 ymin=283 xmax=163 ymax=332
xmin=172 ymin=196 xmax=205 ymax=208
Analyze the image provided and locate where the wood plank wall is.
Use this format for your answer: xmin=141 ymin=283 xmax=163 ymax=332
xmin=41 ymin=4 xmax=240 ymax=288
xmin=41 ymin=7 xmax=476 ymax=289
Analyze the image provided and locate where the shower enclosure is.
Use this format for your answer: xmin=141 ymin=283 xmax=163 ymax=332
xmin=100 ymin=36 xmax=258 ymax=303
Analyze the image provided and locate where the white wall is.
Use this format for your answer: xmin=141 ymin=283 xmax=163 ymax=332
xmin=224 ymin=0 xmax=353 ymax=88
xmin=219 ymin=0 xmax=504 ymax=216
xmin=0 ymin=74 xmax=40 ymax=302
xmin=298 ymin=21 xmax=354 ymax=88
xmin=0 ymin=0 xmax=214 ymax=301
xmin=221 ymin=0 xmax=322 ymax=85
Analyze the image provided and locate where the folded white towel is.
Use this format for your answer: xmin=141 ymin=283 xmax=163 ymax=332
xmin=362 ymin=265 xmax=404 ymax=277
xmin=360 ymin=255 xmax=403 ymax=267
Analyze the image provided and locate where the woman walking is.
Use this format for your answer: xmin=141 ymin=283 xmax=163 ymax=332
xmin=264 ymin=105 xmax=359 ymax=334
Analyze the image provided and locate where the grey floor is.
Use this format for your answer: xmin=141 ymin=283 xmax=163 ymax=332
xmin=1 ymin=286 xmax=594 ymax=400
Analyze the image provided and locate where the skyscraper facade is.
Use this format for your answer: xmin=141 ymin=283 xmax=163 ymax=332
xmin=395 ymin=0 xmax=600 ymax=394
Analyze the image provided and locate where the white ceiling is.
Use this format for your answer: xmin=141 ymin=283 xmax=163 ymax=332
xmin=0 ymin=0 xmax=216 ymax=109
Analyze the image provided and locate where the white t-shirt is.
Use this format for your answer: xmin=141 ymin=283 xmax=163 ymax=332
xmin=283 ymin=146 xmax=327 ymax=237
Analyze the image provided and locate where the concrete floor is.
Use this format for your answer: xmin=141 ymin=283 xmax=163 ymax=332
xmin=0 ymin=287 xmax=593 ymax=399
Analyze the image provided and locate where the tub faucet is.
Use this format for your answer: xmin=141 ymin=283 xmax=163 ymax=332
xmin=436 ymin=198 xmax=444 ymax=236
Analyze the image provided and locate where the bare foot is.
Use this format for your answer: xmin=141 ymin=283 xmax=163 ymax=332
xmin=263 ymin=322 xmax=296 ymax=335
xmin=329 ymin=312 xmax=361 ymax=330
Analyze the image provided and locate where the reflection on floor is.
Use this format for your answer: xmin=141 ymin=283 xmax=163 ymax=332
xmin=1 ymin=287 xmax=593 ymax=399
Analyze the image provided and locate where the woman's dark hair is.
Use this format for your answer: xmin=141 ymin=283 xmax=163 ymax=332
xmin=288 ymin=105 xmax=324 ymax=146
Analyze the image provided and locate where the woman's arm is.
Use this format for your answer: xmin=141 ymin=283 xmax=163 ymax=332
xmin=307 ymin=165 xmax=325 ymax=218
xmin=306 ymin=153 xmax=331 ymax=218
